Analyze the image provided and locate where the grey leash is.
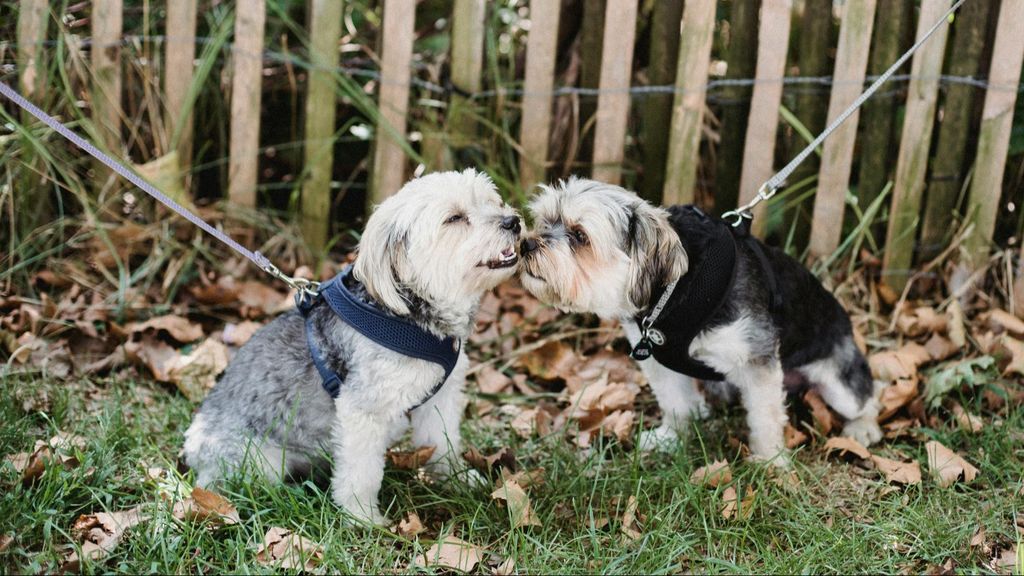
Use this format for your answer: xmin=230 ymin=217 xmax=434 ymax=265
xmin=0 ymin=81 xmax=319 ymax=297
xmin=722 ymin=0 xmax=968 ymax=226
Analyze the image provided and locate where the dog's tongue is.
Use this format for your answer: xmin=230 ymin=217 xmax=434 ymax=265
xmin=501 ymin=247 xmax=516 ymax=258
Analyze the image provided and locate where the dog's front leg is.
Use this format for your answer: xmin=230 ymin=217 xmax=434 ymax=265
xmin=622 ymin=322 xmax=709 ymax=452
xmin=731 ymin=357 xmax=790 ymax=467
xmin=330 ymin=399 xmax=402 ymax=525
xmin=410 ymin=355 xmax=480 ymax=484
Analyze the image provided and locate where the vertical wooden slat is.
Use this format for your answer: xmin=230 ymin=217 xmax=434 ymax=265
xmin=518 ymin=0 xmax=561 ymax=192
xmin=91 ymin=0 xmax=123 ymax=157
xmin=577 ymin=0 xmax=606 ymax=165
xmin=919 ymin=0 xmax=995 ymax=259
xmin=591 ymin=0 xmax=639 ymax=185
xmin=714 ymin=0 xmax=760 ymax=215
xmin=962 ymin=0 xmax=1024 ymax=269
xmin=370 ymin=0 xmax=416 ymax=203
xmin=227 ymin=0 xmax=266 ymax=207
xmin=808 ymin=0 xmax=877 ymax=257
xmin=164 ymin=0 xmax=198 ymax=176
xmin=17 ymin=0 xmax=48 ymax=102
xmin=639 ymin=0 xmax=684 ymax=203
xmin=301 ymin=0 xmax=343 ymax=249
xmin=881 ymin=0 xmax=952 ymax=290
xmin=449 ymin=0 xmax=486 ymax=151
xmin=736 ymin=0 xmax=793 ymax=233
xmin=662 ymin=0 xmax=717 ymax=205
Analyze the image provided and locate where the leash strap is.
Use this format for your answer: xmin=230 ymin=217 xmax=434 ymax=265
xmin=0 ymin=81 xmax=317 ymax=296
xmin=722 ymin=0 xmax=968 ymax=225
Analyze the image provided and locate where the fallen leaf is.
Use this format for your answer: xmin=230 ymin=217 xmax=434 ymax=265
xmin=824 ymin=436 xmax=871 ymax=460
xmin=0 ymin=534 xmax=12 ymax=553
xmin=63 ymin=506 xmax=148 ymax=571
xmin=879 ymin=377 xmax=919 ymax=420
xmin=925 ymin=333 xmax=960 ymax=362
xmin=784 ymin=423 xmax=809 ymax=448
xmin=491 ymin=480 xmax=541 ymax=529
xmin=388 ymin=445 xmax=436 ymax=470
xmin=494 ymin=556 xmax=516 ymax=575
xmin=255 ymin=526 xmax=323 ymax=571
xmin=167 ymin=339 xmax=229 ymax=402
xmin=183 ymin=487 xmax=240 ymax=525
xmin=510 ymin=407 xmax=552 ymax=439
xmin=870 ymin=455 xmax=921 ymax=485
xmin=395 ymin=512 xmax=425 ymax=539
xmin=690 ymin=460 xmax=732 ymax=488
xmin=519 ymin=340 xmax=579 ymax=381
xmin=987 ymin=309 xmax=1024 ymax=337
xmin=925 ymin=440 xmax=979 ymax=488
xmin=190 ymin=276 xmax=239 ymax=306
xmin=237 ymin=281 xmax=290 ymax=317
xmin=969 ymin=525 xmax=987 ymax=550
xmin=950 ymin=403 xmax=984 ymax=433
xmin=999 ymin=336 xmax=1024 ymax=376
xmin=993 ymin=545 xmax=1020 ymax=574
xmin=924 ymin=356 xmax=995 ymax=408
xmin=221 ymin=321 xmax=263 ymax=347
xmin=498 ymin=467 xmax=545 ymax=490
xmin=126 ymin=315 xmax=203 ymax=343
xmin=947 ymin=299 xmax=967 ymax=347
xmin=721 ymin=486 xmax=755 ymax=520
xmin=463 ymin=446 xmax=517 ymax=476
xmin=123 ymin=333 xmax=179 ymax=382
xmin=869 ymin=343 xmax=930 ymax=381
xmin=414 ymin=535 xmax=485 ymax=572
xmin=620 ymin=495 xmax=643 ymax=541
xmin=803 ymin=390 xmax=835 ymax=435
xmin=475 ymin=365 xmax=513 ymax=395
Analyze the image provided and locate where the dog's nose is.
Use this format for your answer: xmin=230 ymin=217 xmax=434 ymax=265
xmin=521 ymin=237 xmax=538 ymax=255
xmin=500 ymin=215 xmax=522 ymax=235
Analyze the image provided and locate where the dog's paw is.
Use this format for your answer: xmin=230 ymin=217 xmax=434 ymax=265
xmin=747 ymin=450 xmax=792 ymax=469
xmin=340 ymin=505 xmax=389 ymax=527
xmin=842 ymin=418 xmax=882 ymax=447
xmin=638 ymin=425 xmax=684 ymax=453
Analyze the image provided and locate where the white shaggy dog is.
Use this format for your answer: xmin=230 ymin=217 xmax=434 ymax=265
xmin=183 ymin=169 xmax=521 ymax=524
xmin=519 ymin=178 xmax=882 ymax=466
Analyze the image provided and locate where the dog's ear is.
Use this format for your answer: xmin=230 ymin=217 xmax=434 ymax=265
xmin=625 ymin=202 xmax=687 ymax=311
xmin=353 ymin=202 xmax=411 ymax=315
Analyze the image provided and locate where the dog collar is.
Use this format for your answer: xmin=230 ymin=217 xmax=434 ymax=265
xmin=631 ymin=206 xmax=781 ymax=381
xmin=296 ymin=266 xmax=461 ymax=407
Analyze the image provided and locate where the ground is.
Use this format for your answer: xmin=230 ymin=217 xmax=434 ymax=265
xmin=1 ymin=364 xmax=1021 ymax=573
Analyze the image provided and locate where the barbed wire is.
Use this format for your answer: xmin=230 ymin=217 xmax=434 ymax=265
xmin=2 ymin=34 xmax=1022 ymax=99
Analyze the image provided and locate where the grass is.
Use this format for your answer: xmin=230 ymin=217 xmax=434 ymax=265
xmin=2 ymin=371 xmax=1021 ymax=573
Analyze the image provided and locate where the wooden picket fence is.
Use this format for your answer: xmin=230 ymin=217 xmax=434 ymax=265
xmin=12 ymin=0 xmax=1024 ymax=290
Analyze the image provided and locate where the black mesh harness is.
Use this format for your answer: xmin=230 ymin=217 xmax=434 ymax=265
xmin=630 ymin=206 xmax=782 ymax=381
xmin=296 ymin=266 xmax=460 ymax=408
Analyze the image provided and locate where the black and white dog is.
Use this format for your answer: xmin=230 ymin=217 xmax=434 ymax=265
xmin=518 ymin=178 xmax=881 ymax=466
xmin=183 ymin=169 xmax=521 ymax=523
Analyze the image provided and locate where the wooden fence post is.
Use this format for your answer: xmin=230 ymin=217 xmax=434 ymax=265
xmin=17 ymin=0 xmax=48 ymax=102
xmin=518 ymin=0 xmax=561 ymax=194
xmin=714 ymin=0 xmax=760 ymax=215
xmin=164 ymin=0 xmax=198 ymax=179
xmin=577 ymin=0 xmax=606 ymax=166
xmin=881 ymin=0 xmax=952 ymax=290
xmin=639 ymin=0 xmax=684 ymax=203
xmin=962 ymin=0 xmax=1024 ymax=269
xmin=91 ymin=0 xmax=123 ymax=191
xmin=370 ymin=0 xmax=416 ymax=204
xmin=448 ymin=0 xmax=486 ymax=153
xmin=808 ymin=0 xmax=876 ymax=258
xmin=737 ymin=0 xmax=793 ymax=234
xmin=301 ymin=0 xmax=343 ymax=250
xmin=919 ymin=0 xmax=995 ymax=259
xmin=662 ymin=0 xmax=716 ymax=205
xmin=591 ymin=0 xmax=639 ymax=185
xmin=227 ymin=0 xmax=266 ymax=208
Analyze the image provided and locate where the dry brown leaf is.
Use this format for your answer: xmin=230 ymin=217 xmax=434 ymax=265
xmin=510 ymin=407 xmax=552 ymax=439
xmin=414 ymin=535 xmax=485 ymax=572
xmin=498 ymin=467 xmax=545 ymax=490
xmin=987 ymin=309 xmax=1024 ymax=337
xmin=948 ymin=299 xmax=967 ymax=347
xmin=255 ymin=526 xmax=323 ymax=571
xmin=721 ymin=486 xmax=755 ymax=520
xmin=475 ymin=365 xmax=513 ymax=395
xmin=123 ymin=334 xmax=179 ymax=382
xmin=925 ymin=334 xmax=960 ymax=362
xmin=63 ymin=506 xmax=148 ymax=571
xmin=126 ymin=315 xmax=203 ymax=343
xmin=221 ymin=321 xmax=262 ymax=347
xmin=925 ymin=440 xmax=979 ymax=488
xmin=879 ymin=377 xmax=919 ymax=420
xmin=869 ymin=343 xmax=930 ymax=381
xmin=5 ymin=433 xmax=83 ymax=484
xmin=494 ymin=556 xmax=516 ymax=576
xmin=970 ymin=525 xmax=987 ymax=550
xmin=690 ymin=460 xmax=732 ymax=488
xmin=519 ymin=340 xmax=579 ymax=381
xmin=463 ymin=446 xmax=517 ymax=476
xmin=387 ymin=445 xmax=436 ymax=470
xmin=395 ymin=512 xmax=425 ymax=539
xmin=0 ymin=534 xmax=12 ymax=553
xmin=491 ymin=480 xmax=541 ymax=529
xmin=824 ymin=436 xmax=871 ymax=460
xmin=950 ymin=403 xmax=984 ymax=433
xmin=187 ymin=487 xmax=240 ymax=525
xmin=994 ymin=545 xmax=1021 ymax=574
xmin=784 ymin=423 xmax=809 ymax=448
xmin=803 ymin=390 xmax=835 ymax=435
xmin=167 ymin=339 xmax=229 ymax=402
xmin=620 ymin=495 xmax=642 ymax=541
xmin=237 ymin=281 xmax=291 ymax=317
xmin=999 ymin=336 xmax=1024 ymax=376
xmin=870 ymin=455 xmax=921 ymax=485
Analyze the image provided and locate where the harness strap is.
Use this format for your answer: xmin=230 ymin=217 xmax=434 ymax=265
xmin=733 ymin=220 xmax=783 ymax=314
xmin=304 ymin=318 xmax=342 ymax=397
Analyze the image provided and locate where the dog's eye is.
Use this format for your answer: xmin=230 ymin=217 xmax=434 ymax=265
xmin=571 ymin=228 xmax=588 ymax=245
xmin=444 ymin=213 xmax=466 ymax=225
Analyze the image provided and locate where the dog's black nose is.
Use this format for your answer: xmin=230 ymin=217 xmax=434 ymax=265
xmin=521 ymin=237 xmax=538 ymax=255
xmin=500 ymin=215 xmax=522 ymax=235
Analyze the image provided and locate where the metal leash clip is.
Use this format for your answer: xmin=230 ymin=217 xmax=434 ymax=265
xmin=256 ymin=253 xmax=322 ymax=307
xmin=721 ymin=183 xmax=778 ymax=228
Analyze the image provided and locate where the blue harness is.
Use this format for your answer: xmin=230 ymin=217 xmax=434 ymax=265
xmin=295 ymin=266 xmax=461 ymax=407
